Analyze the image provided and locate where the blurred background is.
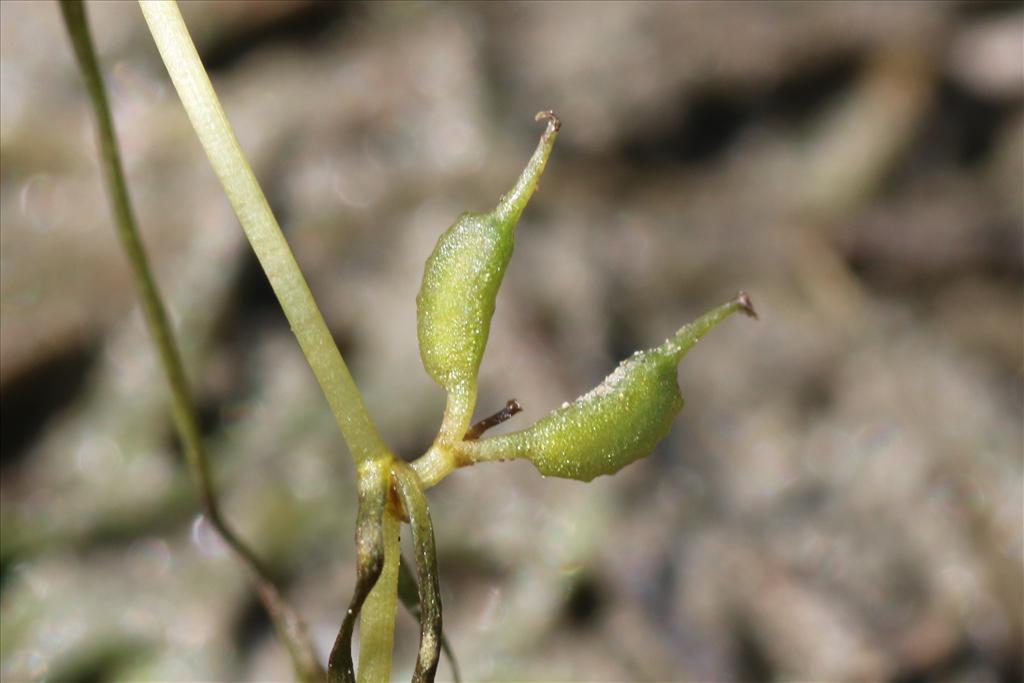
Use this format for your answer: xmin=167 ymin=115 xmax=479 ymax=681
xmin=1 ymin=1 xmax=1021 ymax=681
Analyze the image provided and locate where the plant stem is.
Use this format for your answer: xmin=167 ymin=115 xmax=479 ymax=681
xmin=396 ymin=556 xmax=462 ymax=682
xmin=410 ymin=444 xmax=456 ymax=490
xmin=59 ymin=2 xmax=324 ymax=681
xmin=137 ymin=0 xmax=388 ymax=465
xmin=393 ymin=466 xmax=442 ymax=682
xmin=356 ymin=512 xmax=400 ymax=683
xmin=328 ymin=458 xmax=391 ymax=683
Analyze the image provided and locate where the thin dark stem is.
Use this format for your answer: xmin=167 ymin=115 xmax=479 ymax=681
xmin=397 ymin=556 xmax=461 ymax=683
xmin=464 ymin=399 xmax=523 ymax=441
xmin=59 ymin=3 xmax=324 ymax=681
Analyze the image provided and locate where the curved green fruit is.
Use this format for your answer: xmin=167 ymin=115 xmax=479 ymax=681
xmin=416 ymin=210 xmax=515 ymax=391
xmin=465 ymin=293 xmax=756 ymax=481
xmin=417 ymin=112 xmax=560 ymax=437
xmin=521 ymin=346 xmax=684 ymax=481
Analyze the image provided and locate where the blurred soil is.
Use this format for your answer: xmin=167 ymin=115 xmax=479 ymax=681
xmin=1 ymin=1 xmax=1021 ymax=681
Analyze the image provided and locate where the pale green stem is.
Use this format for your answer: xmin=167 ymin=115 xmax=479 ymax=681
xmin=392 ymin=466 xmax=442 ymax=682
xmin=328 ymin=459 xmax=391 ymax=683
xmin=410 ymin=444 xmax=453 ymax=490
xmin=437 ymin=382 xmax=475 ymax=446
xmin=453 ymin=432 xmax=524 ymax=467
xmin=60 ymin=2 xmax=323 ymax=681
xmin=414 ymin=396 xmax=524 ymax=487
xmin=357 ymin=513 xmax=400 ymax=683
xmin=137 ymin=0 xmax=387 ymax=464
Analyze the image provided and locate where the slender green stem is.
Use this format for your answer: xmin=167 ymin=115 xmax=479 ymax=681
xmin=393 ymin=466 xmax=442 ymax=682
xmin=437 ymin=382 xmax=476 ymax=447
xmin=137 ymin=0 xmax=388 ymax=465
xmin=412 ymin=399 xmax=524 ymax=489
xmin=411 ymin=444 xmax=456 ymax=490
xmin=328 ymin=459 xmax=390 ymax=683
xmin=59 ymin=3 xmax=324 ymax=681
xmin=356 ymin=512 xmax=400 ymax=683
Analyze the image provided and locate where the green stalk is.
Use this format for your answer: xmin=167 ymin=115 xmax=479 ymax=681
xmin=328 ymin=458 xmax=391 ymax=683
xmin=136 ymin=2 xmax=409 ymax=678
xmin=393 ymin=466 xmax=442 ymax=682
xmin=59 ymin=2 xmax=324 ymax=681
xmin=137 ymin=0 xmax=388 ymax=465
xmin=356 ymin=513 xmax=400 ymax=683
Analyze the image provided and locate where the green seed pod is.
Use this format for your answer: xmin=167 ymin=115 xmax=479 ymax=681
xmin=464 ymin=294 xmax=757 ymax=482
xmin=417 ymin=112 xmax=560 ymax=440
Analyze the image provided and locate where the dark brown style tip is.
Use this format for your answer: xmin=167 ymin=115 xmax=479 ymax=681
xmin=535 ymin=110 xmax=561 ymax=132
xmin=464 ymin=399 xmax=524 ymax=441
xmin=737 ymin=291 xmax=758 ymax=320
